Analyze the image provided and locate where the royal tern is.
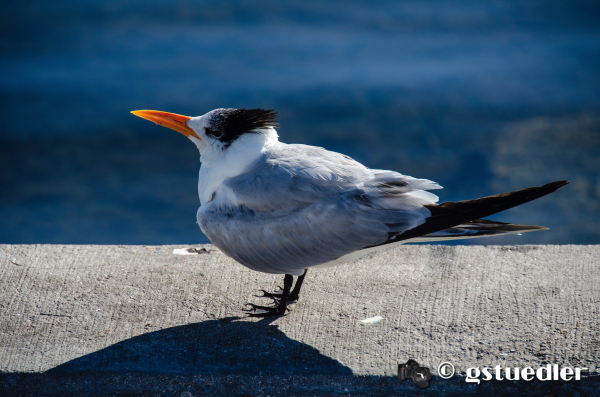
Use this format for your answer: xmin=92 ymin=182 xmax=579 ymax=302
xmin=132 ymin=108 xmax=568 ymax=316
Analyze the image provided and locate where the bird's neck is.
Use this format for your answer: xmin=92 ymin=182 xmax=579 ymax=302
xmin=197 ymin=128 xmax=279 ymax=205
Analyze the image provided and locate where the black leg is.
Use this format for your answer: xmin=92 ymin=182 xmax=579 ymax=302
xmin=276 ymin=274 xmax=294 ymax=312
xmin=288 ymin=269 xmax=307 ymax=302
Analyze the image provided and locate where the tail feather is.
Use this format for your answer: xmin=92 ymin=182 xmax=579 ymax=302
xmin=377 ymin=180 xmax=568 ymax=246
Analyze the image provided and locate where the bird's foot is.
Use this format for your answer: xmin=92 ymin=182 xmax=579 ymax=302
xmin=255 ymin=288 xmax=300 ymax=303
xmin=245 ymin=273 xmax=301 ymax=317
xmin=243 ymin=302 xmax=288 ymax=317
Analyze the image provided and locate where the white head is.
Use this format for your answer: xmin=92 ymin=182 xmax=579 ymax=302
xmin=132 ymin=108 xmax=281 ymax=205
xmin=131 ymin=108 xmax=280 ymax=164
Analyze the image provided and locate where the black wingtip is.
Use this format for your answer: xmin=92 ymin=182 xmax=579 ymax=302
xmin=544 ymin=180 xmax=569 ymax=187
xmin=380 ymin=180 xmax=569 ymax=245
xmin=542 ymin=180 xmax=569 ymax=192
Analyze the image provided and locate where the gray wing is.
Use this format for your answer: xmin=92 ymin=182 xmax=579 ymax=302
xmin=199 ymin=143 xmax=442 ymax=275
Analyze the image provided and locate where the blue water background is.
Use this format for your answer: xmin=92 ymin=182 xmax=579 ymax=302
xmin=1 ymin=0 xmax=599 ymax=245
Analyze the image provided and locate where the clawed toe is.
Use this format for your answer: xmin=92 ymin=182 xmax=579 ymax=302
xmin=255 ymin=289 xmax=284 ymax=300
xmin=243 ymin=302 xmax=287 ymax=317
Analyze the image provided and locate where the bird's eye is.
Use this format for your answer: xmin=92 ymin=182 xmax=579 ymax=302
xmin=205 ymin=127 xmax=222 ymax=138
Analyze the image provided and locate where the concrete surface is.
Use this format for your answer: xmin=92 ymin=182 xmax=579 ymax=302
xmin=1 ymin=244 xmax=599 ymax=396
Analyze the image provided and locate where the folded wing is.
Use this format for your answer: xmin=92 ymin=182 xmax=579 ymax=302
xmin=200 ymin=143 xmax=442 ymax=274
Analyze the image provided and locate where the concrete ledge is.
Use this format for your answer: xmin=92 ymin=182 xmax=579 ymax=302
xmin=1 ymin=244 xmax=599 ymax=395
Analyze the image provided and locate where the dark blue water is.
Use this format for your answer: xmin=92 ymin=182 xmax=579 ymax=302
xmin=1 ymin=1 xmax=599 ymax=245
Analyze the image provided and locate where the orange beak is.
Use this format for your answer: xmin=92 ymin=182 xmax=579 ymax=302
xmin=131 ymin=110 xmax=200 ymax=139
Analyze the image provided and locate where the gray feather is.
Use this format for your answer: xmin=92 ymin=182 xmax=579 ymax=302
xmin=198 ymin=143 xmax=441 ymax=275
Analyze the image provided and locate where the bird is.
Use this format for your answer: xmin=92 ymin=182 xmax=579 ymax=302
xmin=131 ymin=108 xmax=568 ymax=316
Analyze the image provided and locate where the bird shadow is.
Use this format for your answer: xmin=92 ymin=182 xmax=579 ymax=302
xmin=46 ymin=316 xmax=352 ymax=375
